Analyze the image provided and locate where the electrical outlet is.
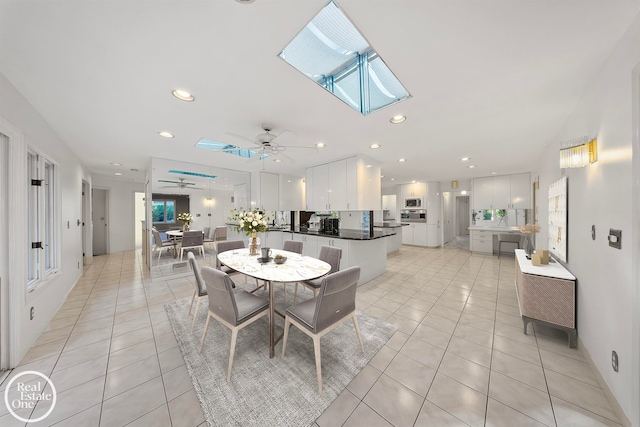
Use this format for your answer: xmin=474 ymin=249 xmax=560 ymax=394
xmin=30 ymin=307 xmax=35 ymax=320
xmin=612 ymin=351 xmax=619 ymax=372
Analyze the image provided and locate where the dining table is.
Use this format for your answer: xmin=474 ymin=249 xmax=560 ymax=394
xmin=165 ymin=230 xmax=184 ymax=258
xmin=217 ymin=248 xmax=331 ymax=358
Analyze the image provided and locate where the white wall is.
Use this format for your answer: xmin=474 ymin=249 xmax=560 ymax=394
xmin=188 ymin=189 xmax=234 ymax=232
xmin=534 ymin=14 xmax=640 ymax=425
xmin=0 ymin=73 xmax=91 ymax=365
xmin=92 ymin=175 xmax=144 ymax=254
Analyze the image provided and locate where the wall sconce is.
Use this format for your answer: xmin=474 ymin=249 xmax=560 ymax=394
xmin=451 ymin=180 xmax=459 ymax=189
xmin=559 ymin=137 xmax=597 ymax=168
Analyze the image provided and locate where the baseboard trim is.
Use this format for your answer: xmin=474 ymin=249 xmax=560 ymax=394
xmin=577 ymin=337 xmax=631 ymax=427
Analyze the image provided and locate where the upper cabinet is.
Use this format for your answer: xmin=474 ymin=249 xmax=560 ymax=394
xmin=279 ymin=174 xmax=305 ymax=211
xmin=234 ymin=183 xmax=249 ymax=210
xmin=306 ymin=155 xmax=380 ymax=211
xmin=251 ymin=171 xmax=279 ymax=211
xmin=399 ymin=182 xmax=426 ymax=200
xmin=472 ymin=173 xmax=530 ymax=210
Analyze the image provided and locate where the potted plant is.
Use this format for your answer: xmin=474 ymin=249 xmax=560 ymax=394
xmin=519 ymin=223 xmax=540 ymax=257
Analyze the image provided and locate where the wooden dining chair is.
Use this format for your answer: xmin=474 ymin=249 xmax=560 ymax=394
xmin=199 ymin=267 xmax=269 ymax=382
xmin=293 ymin=245 xmax=341 ymax=303
xmin=187 ymin=252 xmax=207 ymax=330
xmin=179 ymin=230 xmax=205 ymax=261
xmin=282 ymin=266 xmax=363 ymax=393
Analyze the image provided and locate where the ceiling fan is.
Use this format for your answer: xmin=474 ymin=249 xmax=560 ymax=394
xmin=223 ymin=124 xmax=317 ymax=164
xmin=158 ymin=178 xmax=203 ymax=190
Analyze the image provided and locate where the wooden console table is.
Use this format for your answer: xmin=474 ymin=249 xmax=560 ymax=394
xmin=514 ymin=249 xmax=577 ymax=348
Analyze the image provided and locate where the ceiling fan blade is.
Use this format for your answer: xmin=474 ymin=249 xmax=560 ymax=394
xmin=279 ymin=145 xmax=318 ymax=153
xmin=158 ymin=179 xmax=196 ymax=185
xmin=224 ymin=132 xmax=258 ymax=146
xmin=246 ymin=151 xmax=265 ymax=163
xmin=272 ymin=130 xmax=296 ymax=146
xmin=274 ymin=151 xmax=295 ymax=164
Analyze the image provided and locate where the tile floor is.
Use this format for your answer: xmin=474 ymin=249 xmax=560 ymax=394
xmin=0 ymin=246 xmax=622 ymax=426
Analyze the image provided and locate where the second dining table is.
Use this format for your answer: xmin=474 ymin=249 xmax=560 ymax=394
xmin=217 ymin=248 xmax=331 ymax=358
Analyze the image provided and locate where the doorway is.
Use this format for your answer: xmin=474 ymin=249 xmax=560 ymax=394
xmin=82 ymin=181 xmax=90 ymax=264
xmin=442 ymin=192 xmax=454 ymax=245
xmin=134 ymin=192 xmax=145 ymax=249
xmin=92 ymin=188 xmax=108 ymax=255
xmin=456 ymin=196 xmax=470 ymax=236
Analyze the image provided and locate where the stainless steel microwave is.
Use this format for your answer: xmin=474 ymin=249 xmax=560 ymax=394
xmin=404 ymin=197 xmax=423 ymax=208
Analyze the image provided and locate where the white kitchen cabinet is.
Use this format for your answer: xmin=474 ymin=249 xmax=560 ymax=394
xmin=263 ymin=231 xmax=283 ymax=250
xmin=328 ymin=159 xmax=348 ymax=210
xmin=305 ymin=155 xmax=380 ymax=211
xmin=472 ymin=177 xmax=493 ymax=210
xmin=293 ymin=234 xmax=318 ymax=257
xmin=427 ymin=224 xmax=440 ymax=247
xmin=425 ymin=181 xmax=441 ymax=223
xmin=402 ymin=223 xmax=427 ymax=246
xmin=305 ymin=168 xmax=314 ymax=211
xmin=317 ymin=236 xmax=349 ymax=269
xmin=250 ymin=171 xmax=279 ymax=211
xmin=492 ymin=175 xmax=511 ymax=209
xmin=279 ymin=174 xmax=305 ymax=211
xmin=233 ymin=183 xmax=249 ymax=210
xmin=509 ymin=173 xmax=531 ymax=209
xmin=472 ymin=173 xmax=530 ymax=210
xmin=400 ymin=182 xmax=427 ymax=201
xmin=470 ymin=230 xmax=493 ymax=253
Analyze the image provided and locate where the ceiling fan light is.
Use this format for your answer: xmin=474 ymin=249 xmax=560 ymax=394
xmin=390 ymin=115 xmax=406 ymax=124
xmin=274 ymin=158 xmax=282 ymax=163
xmin=315 ymin=142 xmax=326 ymax=148
xmin=158 ymin=131 xmax=174 ymax=138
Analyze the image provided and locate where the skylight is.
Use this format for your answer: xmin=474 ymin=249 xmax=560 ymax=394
xmin=168 ymin=169 xmax=217 ymax=179
xmin=279 ymin=0 xmax=410 ymax=115
xmin=196 ymin=138 xmax=267 ymax=160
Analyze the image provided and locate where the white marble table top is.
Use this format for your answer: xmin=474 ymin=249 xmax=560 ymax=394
xmin=217 ymin=248 xmax=331 ymax=283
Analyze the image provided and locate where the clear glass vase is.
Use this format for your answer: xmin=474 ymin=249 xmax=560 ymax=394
xmin=523 ymin=234 xmax=535 ymax=257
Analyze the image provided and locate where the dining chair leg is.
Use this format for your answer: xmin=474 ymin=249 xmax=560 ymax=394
xmin=191 ymin=298 xmax=201 ymax=331
xmin=281 ymin=317 xmax=291 ymax=357
xmin=228 ymin=328 xmax=239 ymax=382
xmin=188 ymin=289 xmax=197 ymax=314
xmin=313 ymin=335 xmax=322 ymax=394
xmin=283 ymin=283 xmax=287 ymax=302
xmin=293 ymin=283 xmax=299 ymax=304
xmin=352 ymin=313 xmax=364 ymax=353
xmin=199 ymin=312 xmax=212 ymax=352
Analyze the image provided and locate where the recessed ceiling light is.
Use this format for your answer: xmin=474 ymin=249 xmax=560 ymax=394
xmin=381 ymin=175 xmax=384 ymax=178
xmin=287 ymin=179 xmax=291 ymax=183
xmin=461 ymin=157 xmax=470 ymax=161
xmin=110 ymin=162 xmax=121 ymax=166
xmin=274 ymin=158 xmax=282 ymax=163
xmin=114 ymin=172 xmax=122 ymax=176
xmin=398 ymin=158 xmax=406 ymax=162
xmin=412 ymin=180 xmax=416 ymax=183
xmin=491 ymin=171 xmax=497 ymax=175
xmin=390 ymin=115 xmax=406 ymax=124
xmin=171 ymin=89 xmax=195 ymax=102
xmin=158 ymin=131 xmax=174 ymax=138
xmin=391 ymin=178 xmax=395 ymax=181
xmin=235 ymin=0 xmax=255 ymax=3
xmin=366 ymin=164 xmax=372 ymax=168
xmin=315 ymin=142 xmax=326 ymax=148
xmin=468 ymin=165 xmax=476 ymax=169
xmin=369 ymin=143 xmax=381 ymax=149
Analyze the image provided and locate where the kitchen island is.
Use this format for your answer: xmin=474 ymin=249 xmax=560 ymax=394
xmin=374 ymin=222 xmax=409 ymax=253
xmin=226 ymin=224 xmax=394 ymax=284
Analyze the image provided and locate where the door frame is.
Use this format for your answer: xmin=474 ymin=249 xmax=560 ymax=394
xmin=630 ymin=62 xmax=639 ymax=427
xmin=455 ymin=195 xmax=470 ymax=236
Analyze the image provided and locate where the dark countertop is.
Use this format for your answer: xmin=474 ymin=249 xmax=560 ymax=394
xmin=373 ymin=222 xmax=410 ymax=228
xmin=290 ymin=227 xmax=396 ymax=240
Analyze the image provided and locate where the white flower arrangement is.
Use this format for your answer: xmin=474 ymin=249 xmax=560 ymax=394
xmin=229 ymin=208 xmax=269 ymax=236
xmin=177 ymin=212 xmax=194 ymax=224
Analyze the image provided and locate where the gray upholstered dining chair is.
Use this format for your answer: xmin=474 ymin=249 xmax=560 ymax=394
xmin=497 ymin=234 xmax=521 ymax=258
xmin=215 ymin=240 xmax=245 ymax=281
xmin=213 ymin=226 xmax=228 ymax=242
xmin=179 ymin=230 xmax=205 ymax=261
xmin=282 ymin=266 xmax=363 ymax=393
xmin=187 ymin=252 xmax=207 ymax=330
xmin=199 ymin=267 xmax=270 ymax=382
xmin=202 ymin=227 xmax=215 ymax=249
xmin=293 ymin=245 xmax=341 ymax=303
xmin=152 ymin=228 xmax=175 ymax=263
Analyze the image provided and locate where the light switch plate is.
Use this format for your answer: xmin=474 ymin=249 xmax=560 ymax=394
xmin=608 ymin=229 xmax=622 ymax=249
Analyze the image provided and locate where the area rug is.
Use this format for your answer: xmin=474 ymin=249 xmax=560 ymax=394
xmin=165 ymin=283 xmax=397 ymax=427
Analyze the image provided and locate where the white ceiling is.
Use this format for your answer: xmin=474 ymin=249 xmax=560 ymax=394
xmin=1 ymin=0 xmax=638 ymax=188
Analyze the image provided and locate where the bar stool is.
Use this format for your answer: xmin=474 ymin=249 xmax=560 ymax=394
xmin=497 ymin=234 xmax=521 ymax=258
